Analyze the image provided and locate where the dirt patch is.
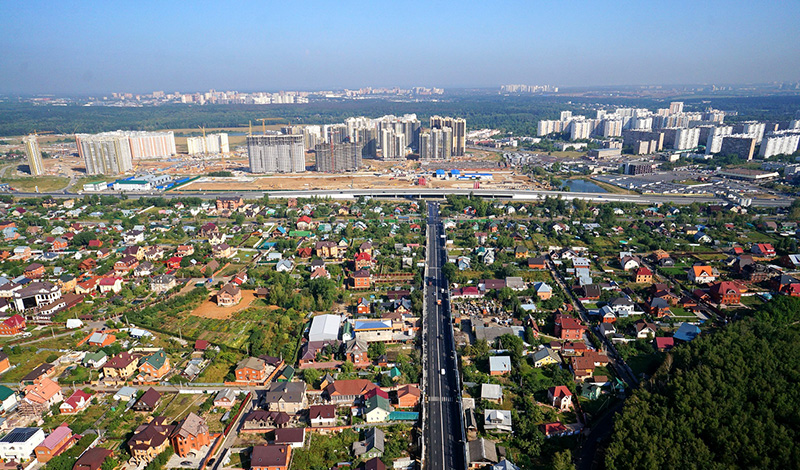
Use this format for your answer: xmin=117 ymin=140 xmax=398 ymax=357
xmin=191 ymin=290 xmax=256 ymax=319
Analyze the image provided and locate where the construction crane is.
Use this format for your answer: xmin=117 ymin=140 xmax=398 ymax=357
xmin=198 ymin=126 xmax=208 ymax=169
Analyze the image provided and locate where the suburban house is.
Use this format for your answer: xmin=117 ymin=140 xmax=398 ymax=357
xmin=396 ymin=384 xmax=421 ymax=408
xmin=532 ymin=348 xmax=561 ymax=368
xmin=481 ymin=384 xmax=503 ymax=404
xmin=309 ymin=404 xmax=337 ymax=427
xmin=20 ymin=377 xmax=63 ymax=417
xmin=554 ymin=314 xmax=587 ymax=340
xmin=634 ymin=266 xmax=653 ymax=284
xmin=548 ymin=386 xmax=573 ymax=411
xmin=74 ymin=448 xmax=113 ymax=470
xmin=170 ymin=412 xmax=211 ymax=457
xmin=216 ymin=283 xmax=242 ymax=307
xmin=689 ymin=265 xmax=717 ymax=284
xmin=214 ymin=389 xmax=237 ymax=409
xmin=235 ymin=357 xmax=271 ymax=384
xmin=0 ymin=314 xmax=26 ymax=335
xmin=133 ymin=388 xmax=161 ymax=412
xmin=273 ymin=428 xmax=305 ymax=449
xmin=353 ymin=428 xmax=385 ymax=460
xmin=34 ymin=424 xmax=74 ymax=463
xmin=250 ymin=444 xmax=292 ymax=470
xmin=128 ymin=417 xmax=175 ymax=465
xmin=242 ymin=410 xmax=290 ymax=431
xmin=264 ymin=382 xmax=308 ymax=415
xmin=484 ymin=409 xmax=513 ymax=433
xmin=751 ymin=243 xmax=776 ymax=257
xmin=138 ymin=351 xmax=171 ymax=381
xmin=324 ymin=379 xmax=377 ymax=405
xmin=0 ymin=428 xmax=46 ymax=462
xmin=709 ymin=281 xmax=741 ymax=305
xmin=59 ymin=390 xmax=92 ymax=414
xmin=351 ymin=270 xmax=371 ymax=289
xmin=103 ymin=352 xmax=138 ymax=382
xmin=489 ymin=356 xmax=511 ymax=376
xmin=634 ymin=321 xmax=658 ymax=339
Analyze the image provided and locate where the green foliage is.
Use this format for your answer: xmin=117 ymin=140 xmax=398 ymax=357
xmin=605 ymin=319 xmax=800 ymax=470
xmin=143 ymin=448 xmax=174 ymax=470
xmin=207 ymin=171 xmax=233 ymax=177
xmin=755 ymin=295 xmax=800 ymax=325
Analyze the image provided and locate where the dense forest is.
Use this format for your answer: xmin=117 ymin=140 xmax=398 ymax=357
xmin=2 ymin=94 xmax=799 ymax=137
xmin=604 ymin=297 xmax=800 ymax=470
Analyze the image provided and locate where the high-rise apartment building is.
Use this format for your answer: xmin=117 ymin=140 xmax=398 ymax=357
xmin=663 ymin=127 xmax=700 ymax=150
xmin=669 ymin=101 xmax=684 ymax=114
xmin=602 ymin=119 xmax=623 ymax=137
xmin=247 ymin=134 xmax=306 ymax=173
xmin=187 ymin=133 xmax=229 ymax=155
xmin=705 ymin=126 xmax=734 ymax=154
xmin=76 ymin=133 xmax=134 ymax=175
xmin=23 ymin=135 xmax=44 ymax=176
xmin=569 ymin=120 xmax=594 ymax=140
xmin=720 ymin=134 xmax=757 ymax=161
xmin=759 ymin=131 xmax=800 ymax=158
xmin=429 ymin=116 xmax=466 ymax=156
xmin=76 ymin=130 xmax=175 ymax=175
xmin=314 ymin=142 xmax=363 ymax=172
xmin=379 ymin=128 xmax=407 ymax=160
xmin=734 ymin=121 xmax=767 ymax=144
xmin=419 ymin=128 xmax=453 ymax=160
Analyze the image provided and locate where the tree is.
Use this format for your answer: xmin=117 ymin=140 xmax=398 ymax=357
xmin=552 ymin=450 xmax=576 ymax=470
xmin=368 ymin=342 xmax=386 ymax=360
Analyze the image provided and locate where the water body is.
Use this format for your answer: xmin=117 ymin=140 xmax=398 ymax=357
xmin=562 ymin=179 xmax=608 ymax=193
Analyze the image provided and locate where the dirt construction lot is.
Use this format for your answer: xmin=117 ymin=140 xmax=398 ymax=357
xmin=191 ymin=290 xmax=256 ymax=319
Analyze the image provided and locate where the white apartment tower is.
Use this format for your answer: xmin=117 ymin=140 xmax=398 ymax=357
xmin=706 ymin=126 xmax=734 ymax=154
xmin=187 ymin=133 xmax=229 ymax=155
xmin=759 ymin=131 xmax=800 ymax=158
xmin=23 ymin=135 xmax=44 ymax=176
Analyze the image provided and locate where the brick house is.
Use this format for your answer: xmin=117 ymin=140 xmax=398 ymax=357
xmin=634 ymin=266 xmax=653 ymax=284
xmin=554 ymin=314 xmax=586 ymax=340
xmin=216 ymin=283 xmax=242 ymax=307
xmin=128 ymin=417 xmax=175 ymax=465
xmin=24 ymin=263 xmax=45 ymax=279
xmin=139 ymin=351 xmax=171 ymax=380
xmin=0 ymin=314 xmax=26 ymax=336
xmin=351 ymin=270 xmax=371 ymax=289
xmin=709 ymin=281 xmax=741 ymax=305
xmin=170 ymin=412 xmax=211 ymax=457
xmin=235 ymin=357 xmax=269 ymax=384
xmin=547 ymin=386 xmax=573 ymax=411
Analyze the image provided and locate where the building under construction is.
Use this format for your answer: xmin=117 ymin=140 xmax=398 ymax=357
xmin=247 ymin=134 xmax=306 ymax=173
xmin=315 ymin=142 xmax=363 ymax=172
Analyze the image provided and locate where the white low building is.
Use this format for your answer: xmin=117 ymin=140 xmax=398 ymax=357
xmin=0 ymin=427 xmax=45 ymax=461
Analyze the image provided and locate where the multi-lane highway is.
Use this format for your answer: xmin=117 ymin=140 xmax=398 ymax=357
xmin=423 ymin=201 xmax=466 ymax=470
xmin=9 ymin=187 xmax=792 ymax=207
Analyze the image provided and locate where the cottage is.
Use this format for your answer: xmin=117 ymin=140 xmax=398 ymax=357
xmin=59 ymin=390 xmax=92 ymax=414
xmin=133 ymin=388 xmax=161 ymax=412
xmin=353 ymin=428 xmax=385 ymax=459
xmin=488 ymin=356 xmax=511 ymax=376
xmin=309 ymin=404 xmax=337 ymax=427
xmin=547 ymin=386 xmax=573 ymax=411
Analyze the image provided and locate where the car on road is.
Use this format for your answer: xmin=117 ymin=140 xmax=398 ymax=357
xmin=441 ymin=368 xmax=446 ymax=375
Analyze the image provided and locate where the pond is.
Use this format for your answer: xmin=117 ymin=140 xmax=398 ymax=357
xmin=562 ymin=179 xmax=608 ymax=193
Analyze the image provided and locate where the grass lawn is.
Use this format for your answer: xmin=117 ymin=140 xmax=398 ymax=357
xmin=157 ymin=393 xmax=205 ymax=421
xmin=195 ymin=354 xmax=240 ymax=383
xmin=739 ymin=295 xmax=764 ymax=308
xmin=290 ymin=429 xmax=359 ymax=469
xmin=0 ymin=176 xmax=69 ymax=192
xmin=2 ymin=348 xmax=62 ymax=382
xmin=659 ymin=267 xmax=688 ymax=277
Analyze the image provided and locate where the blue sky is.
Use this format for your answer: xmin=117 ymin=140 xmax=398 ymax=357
xmin=1 ymin=0 xmax=799 ymax=94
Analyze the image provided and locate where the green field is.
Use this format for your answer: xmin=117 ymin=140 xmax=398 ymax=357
xmin=1 ymin=176 xmax=69 ymax=192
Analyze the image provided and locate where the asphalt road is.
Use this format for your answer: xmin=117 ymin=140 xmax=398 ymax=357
xmin=9 ymin=187 xmax=792 ymax=207
xmin=424 ymin=201 xmax=466 ymax=470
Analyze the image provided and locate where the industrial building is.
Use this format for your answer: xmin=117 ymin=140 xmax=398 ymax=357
xmin=247 ymin=134 xmax=306 ymax=173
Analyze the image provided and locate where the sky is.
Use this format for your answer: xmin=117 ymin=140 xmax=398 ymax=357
xmin=1 ymin=0 xmax=799 ymax=94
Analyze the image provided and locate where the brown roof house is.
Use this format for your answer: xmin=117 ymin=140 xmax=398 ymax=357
xmin=128 ymin=417 xmax=175 ymax=465
xmin=216 ymin=283 xmax=242 ymax=307
xmin=170 ymin=412 xmax=211 ymax=457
